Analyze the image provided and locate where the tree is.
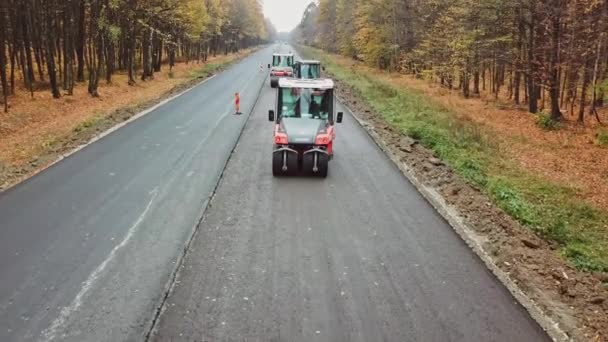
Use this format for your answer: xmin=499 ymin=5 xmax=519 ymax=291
xmin=299 ymin=0 xmax=608 ymax=124
xmin=0 ymin=0 xmax=270 ymax=109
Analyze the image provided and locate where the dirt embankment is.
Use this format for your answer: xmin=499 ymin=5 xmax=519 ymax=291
xmin=0 ymin=48 xmax=258 ymax=191
xmin=384 ymin=74 xmax=608 ymax=212
xmin=332 ymin=75 xmax=608 ymax=341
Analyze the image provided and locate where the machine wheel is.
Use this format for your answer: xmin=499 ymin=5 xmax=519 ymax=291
xmin=270 ymin=78 xmax=278 ymax=88
xmin=272 ymin=151 xmax=298 ymax=176
xmin=317 ymin=153 xmax=329 ymax=178
xmin=302 ymin=153 xmax=313 ymax=175
xmin=303 ymin=152 xmax=328 ymax=178
xmin=272 ymin=152 xmax=283 ymax=176
xmin=286 ymin=153 xmax=298 ymax=175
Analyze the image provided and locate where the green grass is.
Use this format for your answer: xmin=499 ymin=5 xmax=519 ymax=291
xmin=299 ymin=45 xmax=608 ymax=272
xmin=536 ymin=113 xmax=562 ymax=130
xmin=597 ymin=128 xmax=608 ymax=147
xmin=188 ymin=58 xmax=239 ymax=81
xmin=73 ymin=115 xmax=103 ymax=133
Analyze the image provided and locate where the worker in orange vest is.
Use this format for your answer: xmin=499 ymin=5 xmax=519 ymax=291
xmin=235 ymin=93 xmax=241 ymax=115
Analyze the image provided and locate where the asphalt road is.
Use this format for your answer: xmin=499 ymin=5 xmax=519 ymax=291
xmin=151 ymin=47 xmax=550 ymax=341
xmin=0 ymin=47 xmax=271 ymax=341
xmin=0 ymin=44 xmax=550 ymax=342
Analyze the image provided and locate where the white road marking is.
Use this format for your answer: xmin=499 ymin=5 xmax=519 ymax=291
xmin=40 ymin=188 xmax=159 ymax=342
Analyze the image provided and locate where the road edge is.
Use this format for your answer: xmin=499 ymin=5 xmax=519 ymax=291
xmin=339 ymin=101 xmax=571 ymax=342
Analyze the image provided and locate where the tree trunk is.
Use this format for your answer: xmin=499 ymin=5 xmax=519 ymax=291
xmin=153 ymin=38 xmax=162 ymax=72
xmin=105 ymin=40 xmax=114 ymax=84
xmin=21 ymin=3 xmax=35 ymax=97
xmin=87 ymin=0 xmax=102 ymax=96
xmin=9 ymin=42 xmax=15 ymax=94
xmin=44 ymin=0 xmax=61 ymax=98
xmin=169 ymin=46 xmax=175 ymax=71
xmin=0 ymin=5 xmax=9 ymax=112
xmin=578 ymin=60 xmax=592 ymax=123
xmin=549 ymin=0 xmax=563 ymax=121
xmin=527 ymin=16 xmax=539 ymax=114
xmin=126 ymin=5 xmax=136 ymax=86
xmin=141 ymin=27 xmax=153 ymax=81
xmin=589 ymin=35 xmax=603 ymax=123
xmin=75 ymin=0 xmax=86 ymax=82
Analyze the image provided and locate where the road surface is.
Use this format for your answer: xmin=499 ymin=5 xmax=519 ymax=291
xmin=0 ymin=47 xmax=269 ymax=341
xmin=151 ymin=47 xmax=550 ymax=341
xmin=0 ymin=44 xmax=549 ymax=342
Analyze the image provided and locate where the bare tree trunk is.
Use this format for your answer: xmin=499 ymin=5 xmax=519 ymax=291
xmin=75 ymin=0 xmax=85 ymax=82
xmin=0 ymin=4 xmax=9 ymax=112
xmin=589 ymin=35 xmax=603 ymax=123
xmin=514 ymin=8 xmax=524 ymax=105
xmin=127 ymin=19 xmax=136 ymax=86
xmin=528 ymin=10 xmax=539 ymax=114
xmin=44 ymin=0 xmax=61 ymax=98
xmin=9 ymin=42 xmax=15 ymax=94
xmin=473 ymin=71 xmax=480 ymax=95
xmin=21 ymin=2 xmax=35 ymax=97
xmin=578 ymin=60 xmax=592 ymax=123
xmin=141 ymin=27 xmax=153 ymax=80
xmin=153 ymin=38 xmax=162 ymax=72
xmin=549 ymin=0 xmax=563 ymax=121
xmin=87 ymin=0 xmax=102 ymax=96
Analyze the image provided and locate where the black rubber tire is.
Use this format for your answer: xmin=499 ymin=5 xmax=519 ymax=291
xmin=272 ymin=152 xmax=283 ymax=176
xmin=270 ymin=78 xmax=278 ymax=88
xmin=317 ymin=153 xmax=329 ymax=178
xmin=303 ymin=152 xmax=328 ymax=178
xmin=302 ymin=153 xmax=314 ymax=175
xmin=286 ymin=152 xmax=298 ymax=175
xmin=273 ymin=151 xmax=298 ymax=176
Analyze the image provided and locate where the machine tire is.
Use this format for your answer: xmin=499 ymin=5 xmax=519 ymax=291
xmin=286 ymin=152 xmax=298 ymax=175
xmin=302 ymin=153 xmax=314 ymax=175
xmin=317 ymin=153 xmax=329 ymax=178
xmin=273 ymin=151 xmax=298 ymax=176
xmin=272 ymin=152 xmax=283 ymax=176
xmin=270 ymin=78 xmax=278 ymax=88
xmin=303 ymin=152 xmax=328 ymax=178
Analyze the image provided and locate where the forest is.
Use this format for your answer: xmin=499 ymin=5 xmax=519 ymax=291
xmin=0 ymin=0 xmax=274 ymax=112
xmin=293 ymin=0 xmax=608 ymax=124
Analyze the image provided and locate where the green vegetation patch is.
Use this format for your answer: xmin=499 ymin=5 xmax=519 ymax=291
xmin=188 ymin=55 xmax=242 ymax=81
xmin=536 ymin=113 xmax=562 ymax=131
xmin=597 ymin=128 xmax=608 ymax=147
xmin=300 ymin=45 xmax=608 ymax=272
xmin=73 ymin=115 xmax=103 ymax=133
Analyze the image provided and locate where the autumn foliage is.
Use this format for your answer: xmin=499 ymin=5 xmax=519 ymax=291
xmin=294 ymin=0 xmax=608 ymax=124
xmin=0 ymin=0 xmax=274 ymax=112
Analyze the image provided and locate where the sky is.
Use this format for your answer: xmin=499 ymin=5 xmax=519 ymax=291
xmin=263 ymin=0 xmax=314 ymax=33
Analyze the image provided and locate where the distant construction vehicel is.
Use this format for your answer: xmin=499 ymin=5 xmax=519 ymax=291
xmin=293 ymin=60 xmax=323 ymax=79
xmin=269 ymin=53 xmax=294 ymax=88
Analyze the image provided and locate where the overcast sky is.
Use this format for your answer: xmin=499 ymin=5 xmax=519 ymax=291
xmin=263 ymin=0 xmax=314 ymax=33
